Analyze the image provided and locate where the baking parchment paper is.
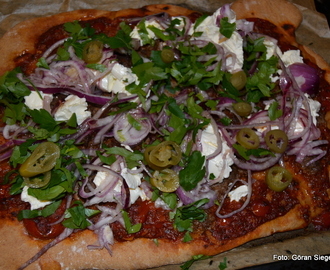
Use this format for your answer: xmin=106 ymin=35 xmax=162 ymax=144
xmin=0 ymin=0 xmax=329 ymax=269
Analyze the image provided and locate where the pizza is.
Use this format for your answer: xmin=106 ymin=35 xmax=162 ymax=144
xmin=0 ymin=0 xmax=330 ymax=269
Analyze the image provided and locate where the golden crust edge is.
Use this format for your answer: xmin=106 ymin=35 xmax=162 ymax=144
xmin=0 ymin=204 xmax=307 ymax=270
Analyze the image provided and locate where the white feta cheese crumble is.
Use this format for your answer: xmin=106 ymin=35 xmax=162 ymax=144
xmin=306 ymin=94 xmax=321 ymax=125
xmin=24 ymin=91 xmax=53 ymax=110
xmin=228 ymin=185 xmax=248 ymax=202
xmin=190 ymin=7 xmax=243 ymax=72
xmin=190 ymin=6 xmax=236 ymax=42
xmin=21 ymin=186 xmax=51 ymax=210
xmin=263 ymin=38 xmax=282 ymax=60
xmin=192 ymin=15 xmax=219 ymax=44
xmin=54 ymin=94 xmax=91 ymax=125
xmin=93 ymin=165 xmax=147 ymax=205
xmin=93 ymin=169 xmax=115 ymax=189
xmin=262 ymin=39 xmax=303 ymax=67
xmin=221 ymin=31 xmax=244 ymax=73
xmin=121 ymin=167 xmax=148 ymax=204
xmin=130 ymin=19 xmax=165 ymax=46
xmin=98 ymin=63 xmax=139 ymax=95
xmin=281 ymin=50 xmax=304 ymax=67
xmin=200 ymin=124 xmax=234 ymax=182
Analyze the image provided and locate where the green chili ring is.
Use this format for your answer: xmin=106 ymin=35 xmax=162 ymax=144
xmin=150 ymin=169 xmax=180 ymax=192
xmin=19 ymin=141 xmax=60 ymax=178
xmin=266 ymin=166 xmax=292 ymax=192
xmin=265 ymin=129 xmax=288 ymax=153
xmin=236 ymin=128 xmax=260 ymax=149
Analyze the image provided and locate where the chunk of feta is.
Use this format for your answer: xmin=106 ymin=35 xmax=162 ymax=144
xmin=200 ymin=124 xmax=234 ymax=182
xmin=21 ymin=186 xmax=51 ymax=210
xmin=192 ymin=15 xmax=220 ymax=44
xmin=98 ymin=63 xmax=139 ymax=95
xmin=281 ymin=50 xmax=304 ymax=67
xmin=263 ymin=38 xmax=282 ymax=60
xmin=307 ymin=94 xmax=321 ymax=125
xmin=130 ymin=19 xmax=165 ymax=46
xmin=190 ymin=7 xmax=243 ymax=72
xmin=93 ymin=165 xmax=147 ymax=205
xmin=190 ymin=6 xmax=236 ymax=43
xmin=24 ymin=91 xmax=53 ymax=110
xmin=54 ymin=94 xmax=91 ymax=125
xmin=121 ymin=167 xmax=148 ymax=204
xmin=221 ymin=31 xmax=244 ymax=73
xmin=228 ymin=185 xmax=248 ymax=202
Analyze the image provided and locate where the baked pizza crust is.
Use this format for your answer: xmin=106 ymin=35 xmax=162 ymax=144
xmin=0 ymin=204 xmax=308 ymax=270
xmin=0 ymin=0 xmax=330 ymax=269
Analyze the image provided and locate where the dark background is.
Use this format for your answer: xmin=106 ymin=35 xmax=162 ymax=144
xmin=315 ymin=0 xmax=330 ymax=26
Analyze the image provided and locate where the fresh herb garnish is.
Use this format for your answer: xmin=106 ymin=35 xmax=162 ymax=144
xmin=268 ymin=101 xmax=283 ymax=120
xmin=121 ymin=210 xmax=142 ymax=234
xmin=179 ymin=151 xmax=206 ymax=191
xmin=219 ymin=257 xmax=228 ymax=270
xmin=171 ymin=198 xmax=209 ymax=232
xmin=233 ymin=143 xmax=275 ymax=160
xmin=62 ymin=201 xmax=100 ymax=229
xmin=180 ymin=254 xmax=212 ymax=270
xmin=220 ymin=17 xmax=236 ymax=38
xmin=17 ymin=200 xmax=62 ymax=221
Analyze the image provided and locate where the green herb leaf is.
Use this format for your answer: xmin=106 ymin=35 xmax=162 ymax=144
xmin=220 ymin=17 xmax=236 ymax=38
xmin=62 ymin=201 xmax=100 ymax=229
xmin=268 ymin=101 xmax=283 ymax=120
xmin=122 ymin=210 xmax=142 ymax=234
xmin=167 ymin=113 xmax=188 ymax=144
xmin=179 ymin=151 xmax=206 ymax=191
xmin=183 ymin=231 xmax=193 ymax=242
xmin=167 ymin=98 xmax=185 ymax=119
xmin=161 ymin=192 xmax=177 ymax=210
xmin=180 ymin=254 xmax=212 ymax=270
xmin=29 ymin=109 xmax=57 ymax=131
xmin=17 ymin=200 xmax=62 ymax=221
xmin=86 ymin=63 xmax=107 ymax=72
xmin=3 ymin=102 xmax=28 ymax=125
xmin=36 ymin=57 xmax=50 ymax=69
xmin=219 ymin=257 xmax=228 ymax=270
xmin=104 ymin=22 xmax=132 ymax=49
xmin=56 ymin=46 xmax=71 ymax=61
xmin=172 ymin=198 xmax=209 ymax=232
xmin=0 ymin=68 xmax=30 ymax=101
xmin=194 ymin=15 xmax=208 ymax=29
xmin=233 ymin=144 xmax=274 ymax=160
xmin=28 ymin=184 xmax=66 ymax=201
xmin=127 ymin=113 xmax=142 ymax=131
xmin=104 ymin=146 xmax=143 ymax=169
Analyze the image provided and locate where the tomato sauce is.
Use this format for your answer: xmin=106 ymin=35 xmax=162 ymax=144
xmin=22 ymin=199 xmax=67 ymax=239
xmin=111 ymin=200 xmax=184 ymax=241
xmin=0 ymin=184 xmax=29 ymax=220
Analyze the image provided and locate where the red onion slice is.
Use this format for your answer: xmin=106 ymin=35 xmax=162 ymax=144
xmin=288 ymin=63 xmax=319 ymax=95
xmin=113 ymin=110 xmax=152 ymax=145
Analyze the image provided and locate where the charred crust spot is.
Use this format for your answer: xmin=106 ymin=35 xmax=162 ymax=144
xmin=162 ymin=6 xmax=170 ymax=11
xmin=281 ymin=23 xmax=296 ymax=37
xmin=141 ymin=6 xmax=149 ymax=12
xmin=282 ymin=23 xmax=294 ymax=31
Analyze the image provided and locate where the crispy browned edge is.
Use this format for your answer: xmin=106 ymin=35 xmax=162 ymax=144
xmin=0 ymin=0 xmax=329 ymax=269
